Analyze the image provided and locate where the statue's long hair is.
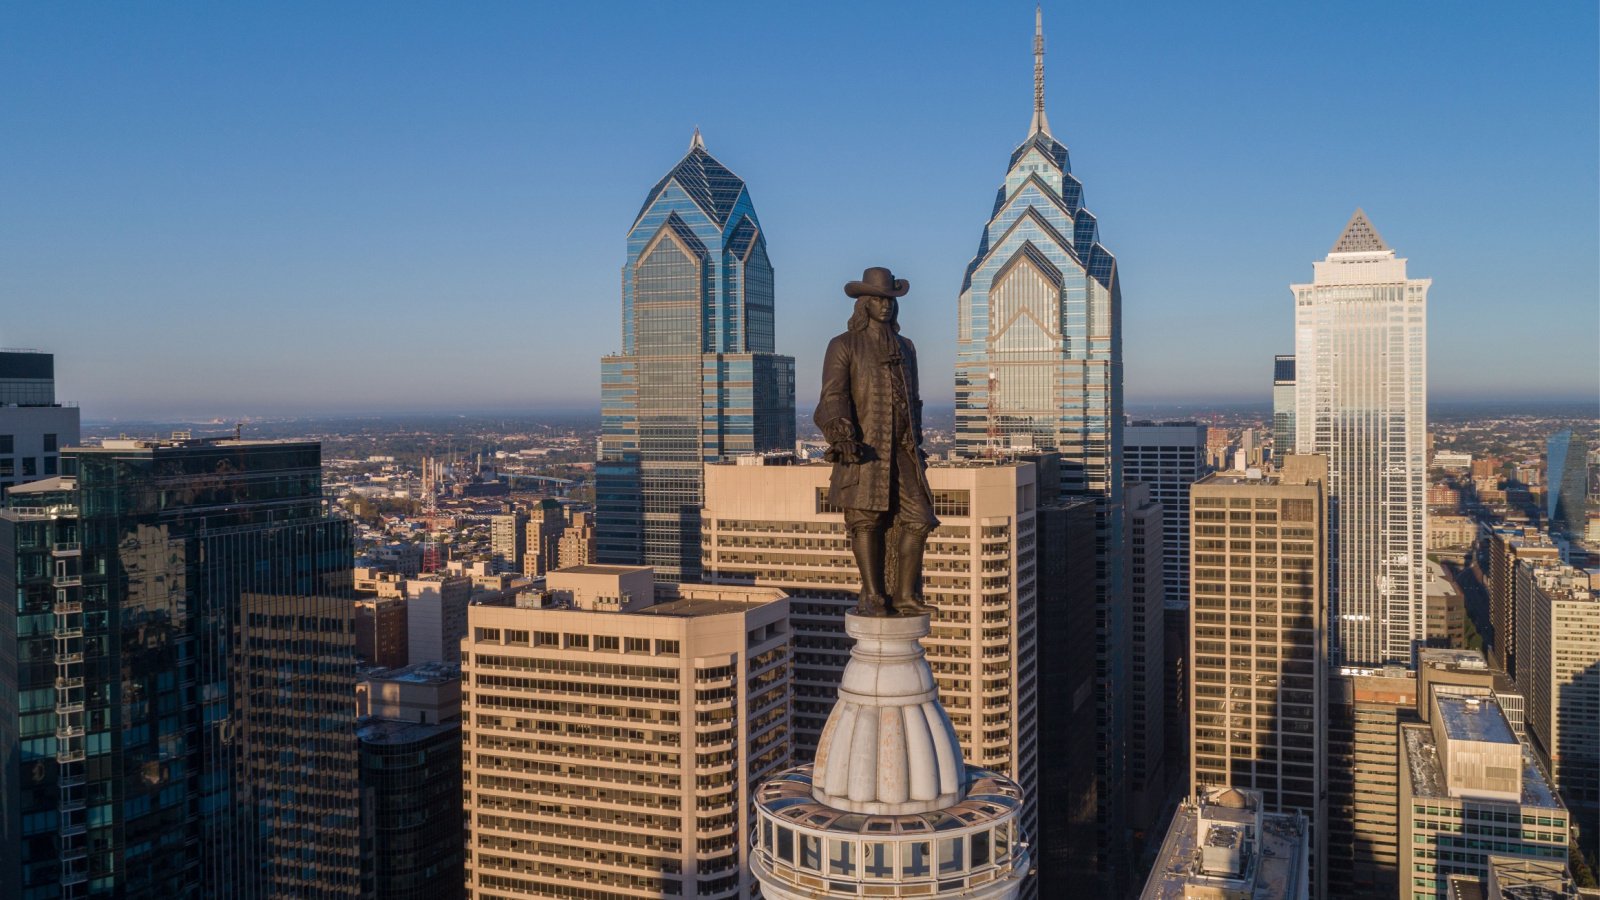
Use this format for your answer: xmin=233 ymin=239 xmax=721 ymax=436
xmin=847 ymin=296 xmax=900 ymax=333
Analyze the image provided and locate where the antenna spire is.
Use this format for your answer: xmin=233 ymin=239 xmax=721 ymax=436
xmin=689 ymin=126 xmax=705 ymax=151
xmin=1031 ymin=6 xmax=1050 ymax=135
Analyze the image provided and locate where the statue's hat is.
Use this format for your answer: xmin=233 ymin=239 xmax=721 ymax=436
xmin=843 ymin=267 xmax=910 ymax=299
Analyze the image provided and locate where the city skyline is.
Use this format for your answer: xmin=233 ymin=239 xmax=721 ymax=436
xmin=3 ymin=2 xmax=1596 ymax=418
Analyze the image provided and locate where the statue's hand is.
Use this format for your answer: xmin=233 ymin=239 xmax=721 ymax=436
xmin=825 ymin=440 xmax=871 ymax=465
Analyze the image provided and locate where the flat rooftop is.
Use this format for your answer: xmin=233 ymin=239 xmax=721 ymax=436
xmin=1402 ymin=724 xmax=1561 ymax=808
xmin=556 ymin=564 xmax=651 ymax=576
xmin=1141 ymin=800 xmax=1305 ymax=899
xmin=357 ymin=716 xmax=457 ymax=746
xmin=633 ymin=596 xmax=772 ymax=617
xmin=1437 ymin=695 xmax=1516 ymax=745
xmin=363 ymin=661 xmax=460 ymax=685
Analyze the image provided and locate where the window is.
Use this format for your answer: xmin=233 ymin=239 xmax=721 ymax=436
xmin=970 ymin=831 xmax=991 ymax=867
xmin=656 ymin=639 xmax=680 ymax=656
xmin=800 ymin=835 xmax=821 ymax=871
xmin=864 ymin=842 xmax=894 ymax=879
xmin=43 ymin=457 xmax=55 ymax=475
xmin=564 ymin=633 xmax=589 ymax=650
xmin=43 ymin=434 xmax=57 ymax=452
xmin=595 ymin=635 xmax=619 ymax=652
xmin=0 ymin=435 xmax=11 ymax=454
xmin=22 ymin=457 xmax=35 ymax=477
xmin=777 ymin=827 xmax=794 ymax=864
xmin=504 ymin=629 xmax=529 ymax=646
xmin=475 ymin=627 xmax=500 ymax=643
xmin=624 ymin=637 xmax=650 ymax=654
xmin=533 ymin=631 xmax=559 ymax=647
xmin=905 ymin=841 xmax=931 ymax=877
xmin=938 ymin=837 xmax=964 ymax=874
xmin=828 ymin=839 xmax=856 ymax=876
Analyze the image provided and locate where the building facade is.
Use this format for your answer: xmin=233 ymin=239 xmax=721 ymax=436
xmin=1517 ymin=562 xmax=1599 ymax=855
xmin=1123 ymin=422 xmax=1209 ymax=605
xmin=460 ymin=565 xmax=790 ymax=899
xmin=952 ymin=15 xmax=1125 ymax=885
xmin=596 ymin=132 xmax=797 ymax=582
xmin=1 ymin=439 xmax=359 ymax=899
xmin=405 ymin=573 xmax=470 ymax=665
xmin=1189 ymin=457 xmax=1329 ymax=895
xmin=1126 ymin=481 xmax=1166 ymax=832
xmin=1292 ymin=209 xmax=1429 ymax=669
xmin=489 ymin=510 xmax=526 ymax=574
xmin=1489 ymin=529 xmax=1561 ymax=678
xmin=1327 ymin=669 xmax=1418 ymax=897
xmin=0 ymin=350 xmax=80 ymax=499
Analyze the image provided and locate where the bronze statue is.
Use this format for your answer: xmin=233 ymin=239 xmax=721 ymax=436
xmin=815 ymin=267 xmax=939 ymax=617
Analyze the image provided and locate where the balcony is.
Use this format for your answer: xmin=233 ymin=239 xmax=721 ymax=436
xmin=52 ymin=542 xmax=82 ymax=557
xmin=53 ymin=574 xmax=81 ymax=587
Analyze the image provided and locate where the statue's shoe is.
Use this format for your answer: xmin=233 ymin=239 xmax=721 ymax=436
xmin=891 ymin=595 xmax=933 ymax=616
xmin=853 ymin=593 xmax=890 ymax=617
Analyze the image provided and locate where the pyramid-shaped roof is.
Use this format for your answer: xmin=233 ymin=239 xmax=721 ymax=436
xmin=635 ymin=137 xmax=747 ymax=228
xmin=1330 ymin=208 xmax=1389 ymax=253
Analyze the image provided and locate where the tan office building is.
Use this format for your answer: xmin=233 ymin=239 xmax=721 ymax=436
xmin=1126 ymin=481 xmax=1166 ymax=832
xmin=701 ymin=457 xmax=1038 ymax=840
xmin=1189 ymin=456 xmax=1328 ymax=894
xmin=460 ymin=565 xmax=790 ymax=900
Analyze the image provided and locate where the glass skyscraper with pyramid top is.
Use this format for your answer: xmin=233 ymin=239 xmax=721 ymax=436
xmin=953 ymin=9 xmax=1126 ymax=894
xmin=596 ymin=131 xmax=796 ymax=582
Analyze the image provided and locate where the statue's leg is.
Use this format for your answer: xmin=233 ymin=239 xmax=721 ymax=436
xmin=887 ymin=447 xmax=940 ymax=616
xmin=845 ymin=509 xmax=891 ymax=617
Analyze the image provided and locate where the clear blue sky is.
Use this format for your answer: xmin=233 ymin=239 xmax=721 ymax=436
xmin=3 ymin=1 xmax=1596 ymax=419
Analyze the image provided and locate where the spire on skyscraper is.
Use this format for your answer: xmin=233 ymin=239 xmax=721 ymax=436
xmin=1031 ymin=6 xmax=1051 ymax=136
xmin=689 ymin=125 xmax=704 ymax=151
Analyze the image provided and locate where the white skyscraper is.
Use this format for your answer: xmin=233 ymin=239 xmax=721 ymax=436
xmin=1292 ymin=209 xmax=1428 ymax=669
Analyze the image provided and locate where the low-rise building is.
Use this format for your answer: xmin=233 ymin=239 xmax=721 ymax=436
xmin=1399 ymin=694 xmax=1568 ymax=899
xmin=1140 ymin=786 xmax=1309 ymax=899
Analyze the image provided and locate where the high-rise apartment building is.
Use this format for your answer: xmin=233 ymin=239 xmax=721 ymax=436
xmin=489 ymin=509 xmax=527 ymax=573
xmin=1398 ymin=693 xmax=1568 ymax=899
xmin=1126 ymin=482 xmax=1166 ymax=831
xmin=952 ymin=14 xmax=1125 ymax=884
xmin=0 ymin=350 xmax=80 ymax=498
xmin=460 ymin=565 xmax=790 ymax=899
xmin=405 ymin=573 xmax=470 ymax=665
xmin=1123 ymin=422 xmax=1210 ymax=604
xmin=1546 ymin=429 xmax=1589 ymax=537
xmin=1488 ymin=528 xmax=1561 ymax=677
xmin=1273 ymin=355 xmax=1296 ymax=458
xmin=556 ymin=509 xmax=596 ymax=569
xmin=596 ymin=132 xmax=797 ymax=581
xmin=521 ymin=499 xmax=565 ymax=577
xmin=1293 ymin=209 xmax=1428 ymax=669
xmin=1189 ymin=456 xmax=1329 ymax=895
xmin=700 ymin=457 xmax=1041 ymax=843
xmin=1 ymin=439 xmax=359 ymax=898
xmin=355 ymin=595 xmax=409 ymax=668
xmin=1516 ymin=562 xmax=1599 ymax=855
xmin=356 ymin=662 xmax=463 ymax=900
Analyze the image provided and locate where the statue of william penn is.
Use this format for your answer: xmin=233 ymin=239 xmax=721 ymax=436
xmin=815 ymin=267 xmax=939 ymax=618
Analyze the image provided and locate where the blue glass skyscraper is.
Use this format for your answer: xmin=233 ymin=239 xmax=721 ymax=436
xmin=597 ymin=131 xmax=796 ymax=581
xmin=953 ymin=10 xmax=1126 ymax=893
xmin=1546 ymin=429 xmax=1588 ymax=537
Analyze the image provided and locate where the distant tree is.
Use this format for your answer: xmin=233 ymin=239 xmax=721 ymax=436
xmin=1572 ymin=844 xmax=1598 ymax=887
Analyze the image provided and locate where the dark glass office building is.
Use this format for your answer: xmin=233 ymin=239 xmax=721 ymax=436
xmin=1 ymin=439 xmax=359 ymax=899
xmin=597 ymin=130 xmax=796 ymax=581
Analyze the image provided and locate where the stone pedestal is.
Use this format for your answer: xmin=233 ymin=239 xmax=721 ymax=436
xmin=811 ymin=613 xmax=965 ymax=814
